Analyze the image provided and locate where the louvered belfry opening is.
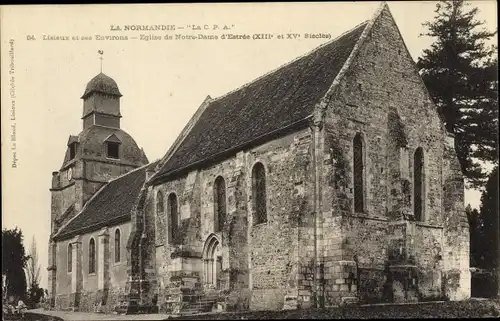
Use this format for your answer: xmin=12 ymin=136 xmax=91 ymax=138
xmin=353 ymin=133 xmax=364 ymax=213
xmin=214 ymin=176 xmax=226 ymax=232
xmin=252 ymin=162 xmax=267 ymax=225
xmin=414 ymin=147 xmax=424 ymax=221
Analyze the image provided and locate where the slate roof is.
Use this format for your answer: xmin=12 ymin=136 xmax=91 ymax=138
xmin=60 ymin=126 xmax=148 ymax=170
xmin=55 ymin=204 xmax=75 ymax=226
xmin=156 ymin=21 xmax=368 ymax=178
xmin=55 ymin=161 xmax=157 ymax=240
xmin=81 ymin=72 xmax=122 ymax=99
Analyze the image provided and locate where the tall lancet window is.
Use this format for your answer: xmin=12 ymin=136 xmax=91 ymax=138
xmin=353 ymin=133 xmax=365 ymax=213
xmin=214 ymin=176 xmax=226 ymax=232
xmin=114 ymin=229 xmax=121 ymax=263
xmin=252 ymin=162 xmax=267 ymax=225
xmin=67 ymin=243 xmax=73 ymax=273
xmin=89 ymin=238 xmax=96 ymax=274
xmin=414 ymin=147 xmax=425 ymax=221
xmin=168 ymin=193 xmax=179 ymax=244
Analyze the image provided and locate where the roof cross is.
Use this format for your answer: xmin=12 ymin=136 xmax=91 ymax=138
xmin=98 ymin=50 xmax=104 ymax=73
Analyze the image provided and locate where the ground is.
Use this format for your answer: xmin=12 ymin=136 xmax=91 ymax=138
xmin=175 ymin=299 xmax=500 ymax=320
xmin=22 ymin=309 xmax=170 ymax=321
xmin=24 ymin=299 xmax=500 ymax=320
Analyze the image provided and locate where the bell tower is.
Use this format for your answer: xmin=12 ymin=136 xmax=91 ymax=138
xmin=81 ymin=73 xmax=122 ymax=130
xmin=48 ymin=70 xmax=148 ymax=307
xmin=49 ymin=72 xmax=148 ymax=235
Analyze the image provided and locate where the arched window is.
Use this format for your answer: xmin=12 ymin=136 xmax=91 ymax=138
xmin=156 ymin=191 xmax=164 ymax=215
xmin=214 ymin=176 xmax=226 ymax=232
xmin=89 ymin=238 xmax=96 ymax=274
xmin=252 ymin=162 xmax=267 ymax=224
xmin=353 ymin=133 xmax=365 ymax=213
xmin=67 ymin=243 xmax=73 ymax=273
xmin=114 ymin=229 xmax=121 ymax=263
xmin=168 ymin=193 xmax=179 ymax=244
xmin=414 ymin=147 xmax=425 ymax=221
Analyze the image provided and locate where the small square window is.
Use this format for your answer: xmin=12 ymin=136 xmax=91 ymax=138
xmin=107 ymin=142 xmax=120 ymax=159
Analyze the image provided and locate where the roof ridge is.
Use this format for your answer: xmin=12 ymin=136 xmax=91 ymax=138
xmin=154 ymin=15 xmax=372 ymax=180
xmin=209 ymin=19 xmax=370 ymax=104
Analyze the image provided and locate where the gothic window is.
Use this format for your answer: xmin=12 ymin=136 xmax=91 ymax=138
xmin=89 ymin=238 xmax=96 ymax=274
xmin=353 ymin=133 xmax=365 ymax=213
xmin=414 ymin=147 xmax=425 ymax=221
xmin=67 ymin=243 xmax=72 ymax=273
xmin=214 ymin=176 xmax=226 ymax=232
xmin=168 ymin=193 xmax=179 ymax=244
xmin=252 ymin=162 xmax=267 ymax=225
xmin=114 ymin=229 xmax=121 ymax=263
xmin=106 ymin=142 xmax=120 ymax=159
xmin=203 ymin=235 xmax=222 ymax=289
xmin=156 ymin=191 xmax=164 ymax=215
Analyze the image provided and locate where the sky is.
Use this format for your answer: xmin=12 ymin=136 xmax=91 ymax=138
xmin=1 ymin=1 xmax=497 ymax=289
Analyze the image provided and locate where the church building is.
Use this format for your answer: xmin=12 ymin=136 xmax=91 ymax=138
xmin=48 ymin=3 xmax=471 ymax=315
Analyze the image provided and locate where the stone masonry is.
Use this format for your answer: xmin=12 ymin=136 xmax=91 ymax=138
xmin=48 ymin=3 xmax=470 ymax=315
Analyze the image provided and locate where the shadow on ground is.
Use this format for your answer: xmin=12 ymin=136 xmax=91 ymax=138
xmin=169 ymin=299 xmax=500 ymax=320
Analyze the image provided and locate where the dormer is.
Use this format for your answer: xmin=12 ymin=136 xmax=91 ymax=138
xmin=67 ymin=135 xmax=79 ymax=161
xmin=104 ymin=133 xmax=121 ymax=159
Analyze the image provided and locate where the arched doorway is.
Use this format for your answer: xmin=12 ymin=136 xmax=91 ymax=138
xmin=203 ymin=234 xmax=222 ymax=289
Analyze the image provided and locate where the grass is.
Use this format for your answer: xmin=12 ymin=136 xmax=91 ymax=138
xmin=170 ymin=299 xmax=500 ymax=319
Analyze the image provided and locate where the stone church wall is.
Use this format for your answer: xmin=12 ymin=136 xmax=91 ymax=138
xmin=153 ymin=127 xmax=313 ymax=312
xmin=85 ymin=160 xmax=137 ymax=183
xmin=54 ymin=238 xmax=72 ymax=308
xmin=54 ymin=221 xmax=130 ymax=313
xmin=318 ymin=6 xmax=469 ymax=305
xmin=246 ymin=128 xmax=313 ymax=311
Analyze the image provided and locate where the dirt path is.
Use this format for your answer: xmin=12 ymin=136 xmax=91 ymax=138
xmin=29 ymin=308 xmax=171 ymax=320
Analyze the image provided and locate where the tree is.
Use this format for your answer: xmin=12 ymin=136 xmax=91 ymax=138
xmin=26 ymin=236 xmax=40 ymax=290
xmin=418 ymin=0 xmax=498 ymax=188
xmin=466 ymin=204 xmax=483 ymax=267
xmin=478 ymin=166 xmax=499 ymax=297
xmin=26 ymin=236 xmax=44 ymax=306
xmin=1 ymin=228 xmax=29 ymax=301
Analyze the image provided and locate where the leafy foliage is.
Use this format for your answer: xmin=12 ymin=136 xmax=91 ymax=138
xmin=417 ymin=0 xmax=498 ymax=188
xmin=467 ymin=204 xmax=483 ymax=267
xmin=2 ymin=228 xmax=29 ymax=301
xmin=468 ymin=167 xmax=499 ymax=297
xmin=479 ymin=166 xmax=499 ymax=270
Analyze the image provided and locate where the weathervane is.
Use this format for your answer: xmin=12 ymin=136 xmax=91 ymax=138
xmin=98 ymin=50 xmax=104 ymax=73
